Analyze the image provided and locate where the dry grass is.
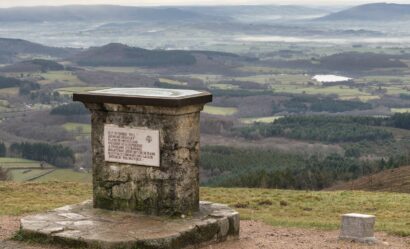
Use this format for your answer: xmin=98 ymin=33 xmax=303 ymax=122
xmin=203 ymin=105 xmax=238 ymax=116
xmin=201 ymin=187 xmax=410 ymax=236
xmin=0 ymin=182 xmax=91 ymax=216
xmin=2 ymin=182 xmax=410 ymax=236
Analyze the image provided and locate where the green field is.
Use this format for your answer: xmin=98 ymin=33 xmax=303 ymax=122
xmin=238 ymin=66 xmax=305 ymax=75
xmin=38 ymin=71 xmax=84 ymax=85
xmin=237 ymin=74 xmax=310 ymax=85
xmin=202 ymin=188 xmax=410 ymax=236
xmin=159 ymin=78 xmax=187 ymax=85
xmin=384 ymin=86 xmax=410 ymax=95
xmin=272 ymin=84 xmax=372 ymax=98
xmin=0 ymin=182 xmax=92 ymax=215
xmin=86 ymin=66 xmax=149 ymax=73
xmin=0 ymin=99 xmax=9 ymax=107
xmin=0 ymin=87 xmax=19 ymax=96
xmin=203 ymin=105 xmax=238 ymax=116
xmin=0 ymin=157 xmax=91 ymax=183
xmin=339 ymin=95 xmax=380 ymax=102
xmin=1 ymin=182 xmax=410 ymax=236
xmin=391 ymin=108 xmax=410 ymax=113
xmin=240 ymin=116 xmax=283 ymax=124
xmin=34 ymin=169 xmax=91 ymax=183
xmin=62 ymin=122 xmax=92 ymax=134
xmin=208 ymin=83 xmax=239 ymax=90
xmin=0 ymin=157 xmax=43 ymax=169
xmin=10 ymin=169 xmax=54 ymax=182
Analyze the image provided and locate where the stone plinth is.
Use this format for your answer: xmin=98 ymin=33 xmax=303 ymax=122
xmin=20 ymin=200 xmax=240 ymax=249
xmin=73 ymin=88 xmax=212 ymax=216
xmin=19 ymin=88 xmax=239 ymax=249
xmin=339 ymin=213 xmax=376 ymax=243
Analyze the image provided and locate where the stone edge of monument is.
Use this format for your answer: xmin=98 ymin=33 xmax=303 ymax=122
xmin=19 ymin=200 xmax=240 ymax=249
xmin=339 ymin=236 xmax=377 ymax=244
xmin=339 ymin=213 xmax=376 ymax=244
xmin=73 ymin=88 xmax=213 ymax=107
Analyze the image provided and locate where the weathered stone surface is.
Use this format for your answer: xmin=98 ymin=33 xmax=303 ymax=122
xmin=339 ymin=213 xmax=376 ymax=244
xmin=86 ymin=102 xmax=204 ymax=216
xmin=20 ymin=200 xmax=240 ymax=249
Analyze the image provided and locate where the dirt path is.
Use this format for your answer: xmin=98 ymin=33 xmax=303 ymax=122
xmin=203 ymin=220 xmax=410 ymax=249
xmin=1 ymin=217 xmax=410 ymax=249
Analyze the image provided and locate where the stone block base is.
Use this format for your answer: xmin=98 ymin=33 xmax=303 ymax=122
xmin=19 ymin=200 xmax=239 ymax=249
xmin=339 ymin=213 xmax=376 ymax=244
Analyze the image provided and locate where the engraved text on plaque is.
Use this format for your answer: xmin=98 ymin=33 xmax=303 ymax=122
xmin=104 ymin=124 xmax=160 ymax=167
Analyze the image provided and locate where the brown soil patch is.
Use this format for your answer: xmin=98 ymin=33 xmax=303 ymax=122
xmin=203 ymin=220 xmax=410 ymax=249
xmin=0 ymin=216 xmax=19 ymax=241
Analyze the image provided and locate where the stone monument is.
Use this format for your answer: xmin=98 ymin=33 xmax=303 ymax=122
xmin=19 ymin=88 xmax=240 ymax=249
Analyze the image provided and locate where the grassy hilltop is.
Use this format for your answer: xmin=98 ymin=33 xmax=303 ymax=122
xmin=2 ymin=181 xmax=410 ymax=237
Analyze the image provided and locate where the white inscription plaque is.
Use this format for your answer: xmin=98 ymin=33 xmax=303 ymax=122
xmin=104 ymin=124 xmax=160 ymax=167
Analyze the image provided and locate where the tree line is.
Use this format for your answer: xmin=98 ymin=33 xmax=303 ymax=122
xmin=0 ymin=142 xmax=6 ymax=157
xmin=9 ymin=142 xmax=75 ymax=168
xmin=0 ymin=75 xmax=40 ymax=95
xmin=273 ymin=95 xmax=372 ymax=114
xmin=237 ymin=115 xmax=393 ymax=142
xmin=201 ymin=146 xmax=407 ymax=190
xmin=50 ymin=102 xmax=89 ymax=116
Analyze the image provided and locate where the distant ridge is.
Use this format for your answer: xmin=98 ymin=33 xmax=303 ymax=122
xmin=71 ymin=43 xmax=197 ymax=67
xmin=317 ymin=3 xmax=410 ymax=21
xmin=0 ymin=38 xmax=77 ymax=63
xmin=70 ymin=43 xmax=241 ymax=67
xmin=0 ymin=5 xmax=225 ymax=22
xmin=327 ymin=165 xmax=410 ymax=193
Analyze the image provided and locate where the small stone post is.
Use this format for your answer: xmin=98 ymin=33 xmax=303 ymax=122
xmin=73 ymin=88 xmax=212 ymax=216
xmin=339 ymin=213 xmax=376 ymax=243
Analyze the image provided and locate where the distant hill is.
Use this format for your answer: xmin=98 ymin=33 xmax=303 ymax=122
xmin=327 ymin=165 xmax=410 ymax=193
xmin=0 ymin=38 xmax=77 ymax=63
xmin=319 ymin=52 xmax=408 ymax=71
xmin=267 ymin=52 xmax=408 ymax=72
xmin=317 ymin=3 xmax=410 ymax=21
xmin=70 ymin=43 xmax=241 ymax=68
xmin=71 ymin=43 xmax=197 ymax=67
xmin=182 ymin=5 xmax=328 ymax=21
xmin=0 ymin=5 xmax=224 ymax=22
xmin=0 ymin=59 xmax=64 ymax=73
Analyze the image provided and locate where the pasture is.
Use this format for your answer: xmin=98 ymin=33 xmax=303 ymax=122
xmin=203 ymin=105 xmax=238 ymax=116
xmin=391 ymin=108 xmax=410 ymax=113
xmin=1 ymin=182 xmax=410 ymax=236
xmin=159 ymin=77 xmax=187 ymax=85
xmin=240 ymin=116 xmax=283 ymax=124
xmin=38 ymin=71 xmax=84 ymax=85
xmin=0 ymin=157 xmax=91 ymax=183
xmin=62 ymin=122 xmax=91 ymax=134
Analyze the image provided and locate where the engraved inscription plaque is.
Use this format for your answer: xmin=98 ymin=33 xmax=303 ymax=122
xmin=104 ymin=124 xmax=160 ymax=167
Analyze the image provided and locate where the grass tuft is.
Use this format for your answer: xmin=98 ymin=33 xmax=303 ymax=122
xmin=2 ymin=182 xmax=410 ymax=237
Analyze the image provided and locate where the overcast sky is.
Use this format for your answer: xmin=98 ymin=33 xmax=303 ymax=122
xmin=0 ymin=0 xmax=410 ymax=8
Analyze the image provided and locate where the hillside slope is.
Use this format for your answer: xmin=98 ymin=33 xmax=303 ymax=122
xmin=317 ymin=3 xmax=410 ymax=21
xmin=71 ymin=43 xmax=197 ymax=67
xmin=327 ymin=165 xmax=410 ymax=193
xmin=71 ymin=43 xmax=240 ymax=67
xmin=0 ymin=38 xmax=77 ymax=63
